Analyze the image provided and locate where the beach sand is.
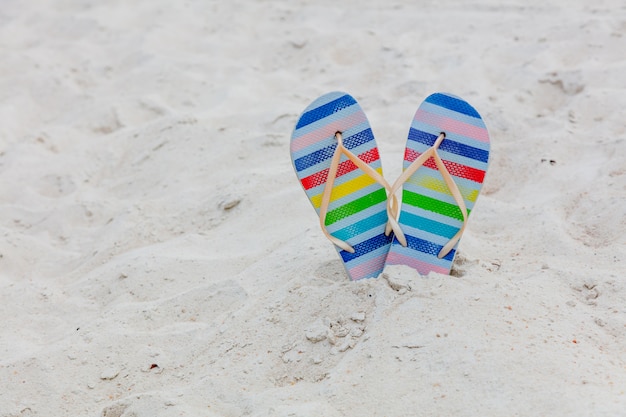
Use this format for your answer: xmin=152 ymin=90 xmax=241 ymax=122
xmin=1 ymin=0 xmax=625 ymax=416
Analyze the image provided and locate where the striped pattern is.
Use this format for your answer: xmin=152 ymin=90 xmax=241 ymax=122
xmin=385 ymin=93 xmax=490 ymax=276
xmin=291 ymin=92 xmax=392 ymax=280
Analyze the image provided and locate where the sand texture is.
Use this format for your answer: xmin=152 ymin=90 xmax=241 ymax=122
xmin=0 ymin=1 xmax=625 ymax=416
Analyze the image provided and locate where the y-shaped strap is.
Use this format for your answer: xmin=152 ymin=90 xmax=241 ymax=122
xmin=319 ymin=132 xmax=401 ymax=253
xmin=385 ymin=133 xmax=468 ymax=259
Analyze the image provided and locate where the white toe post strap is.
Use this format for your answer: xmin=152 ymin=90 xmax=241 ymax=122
xmin=318 ymin=132 xmax=402 ymax=254
xmin=386 ymin=133 xmax=469 ymax=259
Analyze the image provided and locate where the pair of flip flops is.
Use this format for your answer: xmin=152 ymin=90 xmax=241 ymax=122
xmin=290 ymin=92 xmax=490 ymax=280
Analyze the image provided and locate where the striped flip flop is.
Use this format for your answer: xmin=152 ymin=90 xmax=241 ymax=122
xmin=385 ymin=93 xmax=490 ymax=275
xmin=290 ymin=92 xmax=395 ymax=280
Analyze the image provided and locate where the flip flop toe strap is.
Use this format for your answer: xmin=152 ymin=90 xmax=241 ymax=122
xmin=319 ymin=132 xmax=401 ymax=254
xmin=388 ymin=133 xmax=469 ymax=259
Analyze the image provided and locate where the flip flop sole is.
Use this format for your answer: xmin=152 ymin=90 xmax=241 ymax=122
xmin=291 ymin=92 xmax=392 ymax=280
xmin=386 ymin=93 xmax=490 ymax=275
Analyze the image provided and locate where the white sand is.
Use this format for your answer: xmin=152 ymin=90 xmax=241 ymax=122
xmin=1 ymin=0 xmax=625 ymax=416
